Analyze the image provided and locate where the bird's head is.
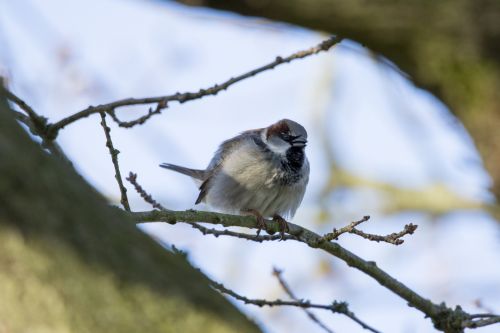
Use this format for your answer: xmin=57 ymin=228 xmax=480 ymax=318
xmin=262 ymin=119 xmax=308 ymax=155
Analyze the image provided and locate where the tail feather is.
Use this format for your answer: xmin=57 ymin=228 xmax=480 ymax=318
xmin=159 ymin=163 xmax=206 ymax=181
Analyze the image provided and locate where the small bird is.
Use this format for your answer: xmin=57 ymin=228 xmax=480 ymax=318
xmin=160 ymin=119 xmax=309 ymax=238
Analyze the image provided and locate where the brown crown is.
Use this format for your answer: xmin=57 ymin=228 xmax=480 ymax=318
xmin=266 ymin=120 xmax=289 ymax=139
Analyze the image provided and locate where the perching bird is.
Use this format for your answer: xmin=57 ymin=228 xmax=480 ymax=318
xmin=160 ymin=119 xmax=309 ymax=237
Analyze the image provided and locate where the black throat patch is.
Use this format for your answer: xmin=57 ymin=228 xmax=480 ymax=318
xmin=253 ymin=135 xmax=305 ymax=184
xmin=283 ymin=147 xmax=305 ymax=173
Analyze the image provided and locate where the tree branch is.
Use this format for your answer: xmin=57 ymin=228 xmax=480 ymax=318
xmin=316 ymin=215 xmax=370 ymax=242
xmin=315 ymin=214 xmax=417 ymax=246
xmin=45 ymin=36 xmax=342 ymax=138
xmin=7 ymin=89 xmax=72 ymax=165
xmin=125 ymin=173 xmax=497 ymax=332
xmin=190 ymin=222 xmax=296 ymax=242
xmin=130 ymin=208 xmax=499 ymax=332
xmin=272 ymin=267 xmax=381 ymax=333
xmin=107 ymin=100 xmax=167 ymax=128
xmin=272 ymin=267 xmax=335 ymax=333
xmin=5 ymin=88 xmax=48 ymax=133
xmin=126 ymin=177 xmax=375 ymax=331
xmin=126 ymin=172 xmax=168 ymax=211
xmin=349 ymin=223 xmax=417 ymax=245
xmin=99 ymin=113 xmax=130 ymax=211
xmin=210 ymin=280 xmax=379 ymax=333
xmin=463 ymin=316 xmax=500 ymax=329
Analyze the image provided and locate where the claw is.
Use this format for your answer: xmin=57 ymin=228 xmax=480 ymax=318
xmin=242 ymin=209 xmax=266 ymax=236
xmin=273 ymin=215 xmax=289 ymax=240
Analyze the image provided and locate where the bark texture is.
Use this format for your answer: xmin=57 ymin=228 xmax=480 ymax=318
xmin=0 ymin=89 xmax=260 ymax=333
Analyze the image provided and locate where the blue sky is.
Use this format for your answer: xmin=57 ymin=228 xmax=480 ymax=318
xmin=1 ymin=0 xmax=499 ymax=332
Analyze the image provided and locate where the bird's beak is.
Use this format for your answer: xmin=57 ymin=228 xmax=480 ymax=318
xmin=291 ymin=139 xmax=307 ymax=148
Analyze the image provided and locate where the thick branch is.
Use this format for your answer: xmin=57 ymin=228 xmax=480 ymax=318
xmin=130 ymin=209 xmax=499 ymax=332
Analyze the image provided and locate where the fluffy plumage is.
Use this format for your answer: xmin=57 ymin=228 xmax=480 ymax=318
xmin=160 ymin=119 xmax=309 ymax=219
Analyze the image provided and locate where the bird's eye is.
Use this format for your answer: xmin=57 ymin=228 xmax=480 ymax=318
xmin=280 ymin=132 xmax=291 ymax=140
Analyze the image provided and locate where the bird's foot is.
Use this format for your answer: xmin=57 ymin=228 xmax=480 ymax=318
xmin=242 ymin=209 xmax=267 ymax=236
xmin=273 ymin=214 xmax=290 ymax=240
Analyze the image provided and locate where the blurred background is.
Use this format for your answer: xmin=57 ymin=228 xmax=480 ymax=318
xmin=1 ymin=0 xmax=499 ymax=332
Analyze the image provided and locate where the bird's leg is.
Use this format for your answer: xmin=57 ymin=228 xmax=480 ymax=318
xmin=242 ymin=209 xmax=267 ymax=236
xmin=272 ymin=214 xmax=290 ymax=240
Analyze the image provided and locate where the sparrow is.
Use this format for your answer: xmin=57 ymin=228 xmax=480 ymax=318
xmin=160 ymin=119 xmax=309 ymax=238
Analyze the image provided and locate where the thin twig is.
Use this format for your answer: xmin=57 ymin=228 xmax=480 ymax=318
xmin=7 ymin=90 xmax=73 ymax=165
xmin=126 ymin=172 xmax=168 ymax=211
xmin=316 ymin=216 xmax=417 ymax=245
xmin=5 ymin=89 xmax=48 ymax=133
xmin=191 ymin=223 xmax=296 ymax=242
xmin=46 ymin=36 xmax=343 ymax=137
xmin=272 ymin=267 xmax=381 ymax=333
xmin=462 ymin=316 xmax=500 ymax=329
xmin=317 ymin=216 xmax=371 ymax=242
xmin=272 ymin=268 xmax=335 ymax=333
xmin=12 ymin=110 xmax=34 ymax=129
xmin=107 ymin=100 xmax=167 ymax=128
xmin=211 ymin=281 xmax=380 ymax=333
xmin=99 ymin=113 xmax=130 ymax=211
xmin=468 ymin=314 xmax=500 ymax=319
xmin=349 ymin=223 xmax=418 ymax=245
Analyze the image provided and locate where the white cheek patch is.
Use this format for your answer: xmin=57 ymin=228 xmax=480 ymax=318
xmin=261 ymin=130 xmax=289 ymax=156
xmin=267 ymin=141 xmax=289 ymax=155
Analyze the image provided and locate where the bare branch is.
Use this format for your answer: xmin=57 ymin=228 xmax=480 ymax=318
xmin=468 ymin=314 xmax=500 ymax=319
xmin=462 ymin=316 xmax=500 ymax=329
xmin=130 ymin=210 xmax=433 ymax=311
xmin=7 ymin=90 xmax=73 ymax=165
xmin=349 ymin=223 xmax=418 ymax=245
xmin=46 ymin=36 xmax=342 ymax=137
xmin=126 ymin=172 xmax=169 ymax=211
xmin=99 ymin=113 xmax=131 ymax=211
xmin=5 ymin=89 xmax=48 ymax=133
xmin=124 ymin=178 xmax=444 ymax=330
xmin=272 ymin=268 xmax=335 ymax=333
xmin=316 ymin=216 xmax=417 ymax=245
xmin=316 ymin=216 xmax=371 ymax=242
xmin=129 ymin=208 xmax=499 ymax=332
xmin=190 ymin=222 xmax=296 ymax=242
xmin=107 ymin=100 xmax=167 ymax=128
xmin=210 ymin=281 xmax=380 ymax=333
xmin=128 ymin=171 xmax=288 ymax=237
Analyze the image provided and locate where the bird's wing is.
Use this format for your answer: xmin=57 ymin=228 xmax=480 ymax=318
xmin=195 ymin=130 xmax=261 ymax=204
